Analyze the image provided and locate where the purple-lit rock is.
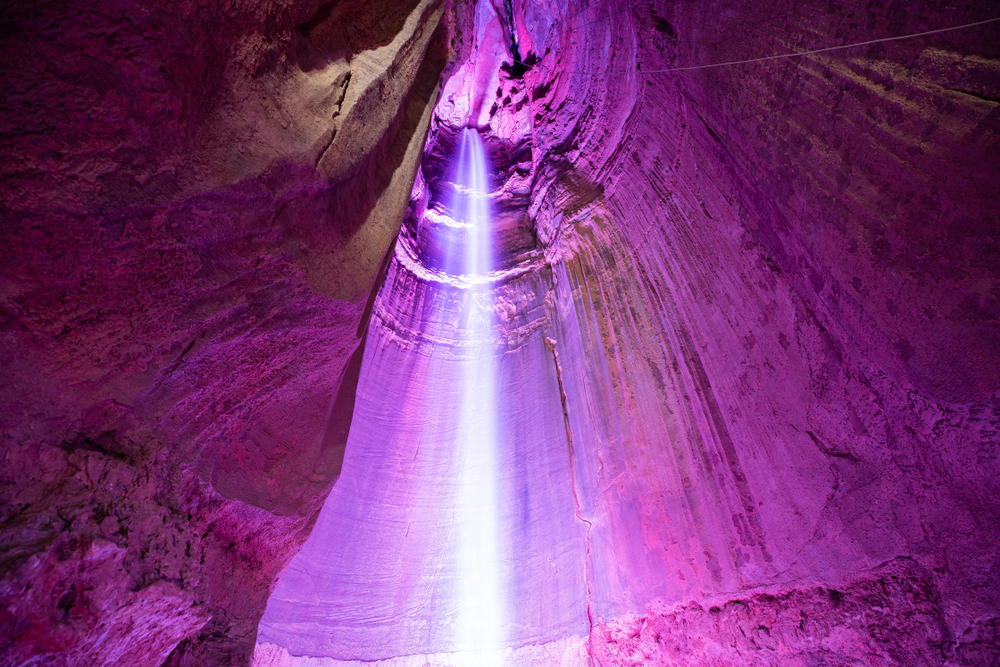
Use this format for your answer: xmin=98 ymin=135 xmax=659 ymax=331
xmin=259 ymin=0 xmax=1000 ymax=663
xmin=3 ymin=0 xmax=1000 ymax=664
xmin=0 ymin=0 xmax=449 ymax=662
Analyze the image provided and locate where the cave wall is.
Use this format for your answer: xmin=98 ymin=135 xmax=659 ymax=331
xmin=502 ymin=0 xmax=1000 ymax=662
xmin=255 ymin=0 xmax=999 ymax=664
xmin=0 ymin=0 xmax=452 ymax=663
xmin=2 ymin=0 xmax=999 ymax=664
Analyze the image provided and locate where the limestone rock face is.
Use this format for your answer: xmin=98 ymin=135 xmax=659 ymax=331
xmin=498 ymin=0 xmax=1000 ymax=661
xmin=258 ymin=0 xmax=999 ymax=664
xmin=3 ymin=0 xmax=999 ymax=665
xmin=0 ymin=0 xmax=450 ymax=663
xmin=511 ymin=0 xmax=1000 ymax=660
xmin=590 ymin=558 xmax=958 ymax=667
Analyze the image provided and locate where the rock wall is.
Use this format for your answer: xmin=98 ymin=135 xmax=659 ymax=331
xmin=255 ymin=0 xmax=999 ymax=664
xmin=3 ymin=0 xmax=999 ymax=664
xmin=501 ymin=0 xmax=1000 ymax=662
xmin=0 ymin=0 xmax=451 ymax=663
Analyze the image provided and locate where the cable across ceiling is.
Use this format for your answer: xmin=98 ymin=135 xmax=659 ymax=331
xmin=508 ymin=7 xmax=1000 ymax=76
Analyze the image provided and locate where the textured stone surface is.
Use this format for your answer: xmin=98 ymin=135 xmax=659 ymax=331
xmin=510 ymin=0 xmax=1000 ymax=661
xmin=258 ymin=0 xmax=999 ymax=663
xmin=4 ymin=0 xmax=1000 ymax=664
xmin=590 ymin=558 xmax=955 ymax=666
xmin=0 ymin=0 xmax=449 ymax=662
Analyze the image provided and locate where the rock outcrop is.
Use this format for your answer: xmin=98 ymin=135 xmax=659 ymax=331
xmin=500 ymin=0 xmax=999 ymax=662
xmin=3 ymin=0 xmax=999 ymax=665
xmin=258 ymin=0 xmax=999 ymax=664
xmin=0 ymin=0 xmax=450 ymax=662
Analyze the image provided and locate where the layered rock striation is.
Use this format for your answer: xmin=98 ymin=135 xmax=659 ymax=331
xmin=260 ymin=0 xmax=999 ymax=664
xmin=488 ymin=0 xmax=1000 ymax=662
xmin=2 ymin=0 xmax=999 ymax=665
xmin=1 ymin=0 xmax=450 ymax=662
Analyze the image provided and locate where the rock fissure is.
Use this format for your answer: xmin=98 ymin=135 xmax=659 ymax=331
xmin=543 ymin=331 xmax=598 ymax=641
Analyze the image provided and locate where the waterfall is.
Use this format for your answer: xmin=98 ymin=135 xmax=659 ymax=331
xmin=252 ymin=126 xmax=590 ymax=667
xmin=450 ymin=128 xmax=504 ymax=663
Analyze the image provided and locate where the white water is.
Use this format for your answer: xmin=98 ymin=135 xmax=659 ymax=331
xmin=451 ymin=128 xmax=504 ymax=664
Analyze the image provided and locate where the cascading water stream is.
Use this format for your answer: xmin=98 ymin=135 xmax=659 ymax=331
xmin=449 ymin=128 xmax=505 ymax=663
xmin=254 ymin=127 xmax=545 ymax=666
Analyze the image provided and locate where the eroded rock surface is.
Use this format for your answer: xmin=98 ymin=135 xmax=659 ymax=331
xmin=3 ymin=0 xmax=999 ymax=664
xmin=261 ymin=0 xmax=998 ymax=664
xmin=591 ymin=558 xmax=958 ymax=666
xmin=506 ymin=0 xmax=1000 ymax=662
xmin=0 ymin=0 xmax=450 ymax=662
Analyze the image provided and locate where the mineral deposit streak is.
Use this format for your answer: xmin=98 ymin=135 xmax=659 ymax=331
xmin=451 ymin=127 xmax=505 ymax=664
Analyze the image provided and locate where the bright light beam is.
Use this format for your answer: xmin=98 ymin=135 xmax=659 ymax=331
xmin=450 ymin=128 xmax=505 ymax=665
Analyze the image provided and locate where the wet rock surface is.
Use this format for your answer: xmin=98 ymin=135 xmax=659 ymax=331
xmin=506 ymin=0 xmax=1000 ymax=662
xmin=3 ymin=0 xmax=999 ymax=664
xmin=258 ymin=0 xmax=999 ymax=663
xmin=0 ymin=0 xmax=450 ymax=662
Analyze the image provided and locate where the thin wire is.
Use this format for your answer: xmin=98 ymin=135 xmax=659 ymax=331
xmin=649 ymin=16 xmax=1000 ymax=74
xmin=512 ymin=15 xmax=1000 ymax=76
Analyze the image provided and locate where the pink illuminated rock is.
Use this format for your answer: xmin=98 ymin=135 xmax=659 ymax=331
xmin=488 ymin=0 xmax=1000 ymax=662
xmin=262 ymin=0 xmax=998 ymax=663
xmin=261 ymin=0 xmax=999 ymax=664
xmin=590 ymin=558 xmax=956 ymax=666
xmin=3 ymin=0 xmax=1000 ymax=664
xmin=0 ymin=0 xmax=449 ymax=663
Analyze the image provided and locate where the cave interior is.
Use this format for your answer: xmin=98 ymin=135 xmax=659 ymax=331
xmin=0 ymin=0 xmax=998 ymax=665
